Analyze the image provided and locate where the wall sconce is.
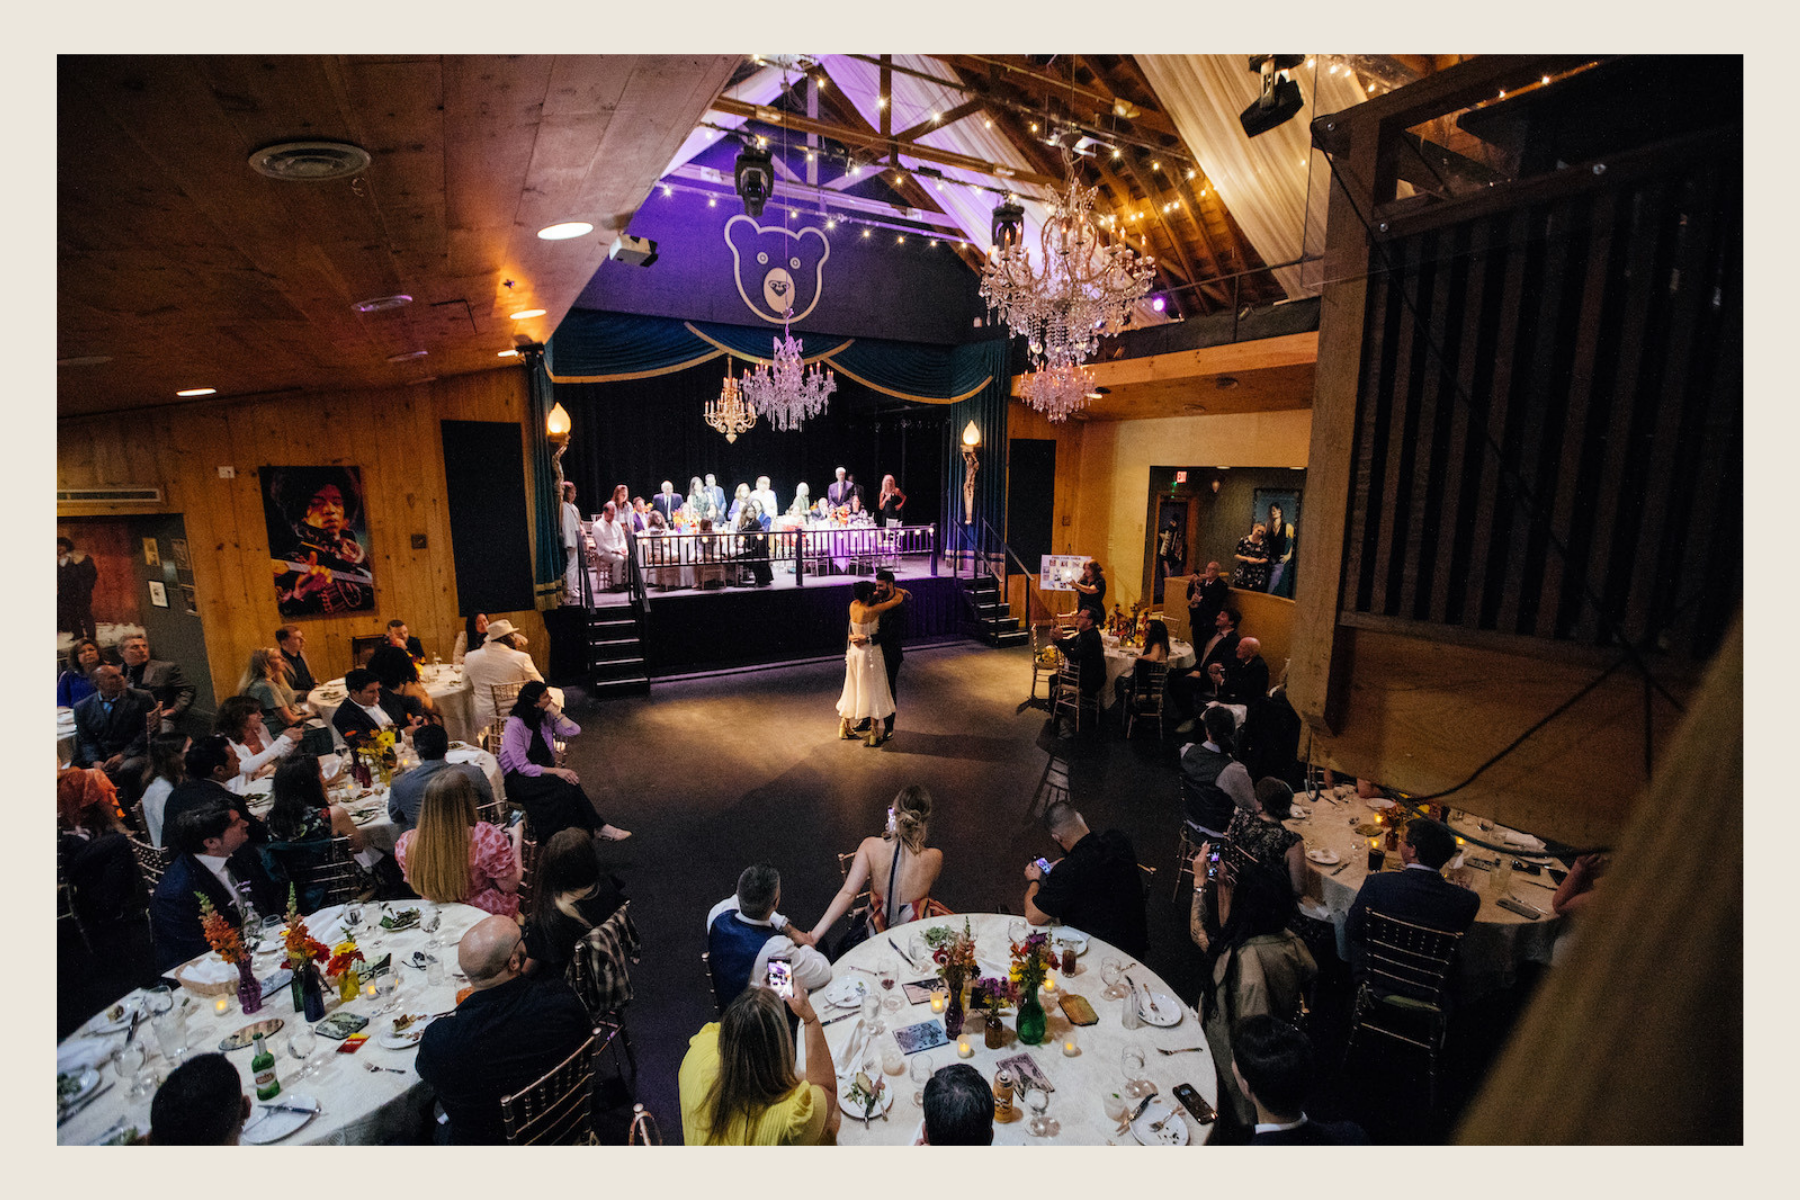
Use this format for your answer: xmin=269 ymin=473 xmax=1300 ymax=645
xmin=546 ymin=401 xmax=573 ymax=512
xmin=961 ymin=420 xmax=981 ymax=526
xmin=1211 ymin=478 xmax=1221 ymax=494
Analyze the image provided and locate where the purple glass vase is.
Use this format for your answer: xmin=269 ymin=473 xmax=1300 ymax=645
xmin=236 ymin=957 xmax=263 ymax=1016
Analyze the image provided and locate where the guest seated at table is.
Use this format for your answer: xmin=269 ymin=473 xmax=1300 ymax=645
xmin=1023 ymin=801 xmax=1149 ymax=959
xmin=157 ymin=736 xmax=242 ymax=849
xmin=1212 ymin=635 xmax=1270 ymax=706
xmin=919 ymin=1063 xmax=995 ymax=1145
xmin=148 ymin=1053 xmax=251 ymax=1146
xmin=1173 ymin=608 xmax=1242 ymax=731
xmin=416 ymin=913 xmax=595 ymax=1144
xmin=786 ymin=483 xmax=812 ymax=519
xmin=726 ymin=482 xmax=751 ymax=523
xmin=139 ymin=733 xmax=188 ymax=847
xmin=120 ymin=634 xmax=197 ymax=735
xmin=1552 ymin=852 xmax=1610 ymax=918
xmin=73 ymin=663 xmax=159 ymax=804
xmin=1345 ymin=818 xmax=1479 ymax=985
xmin=523 ymin=828 xmax=628 ymax=979
xmin=241 ymin=647 xmax=308 ymax=737
xmin=1237 ymin=682 xmax=1304 ymax=790
xmin=385 ymin=618 xmax=426 ymax=662
xmin=1232 ymin=1016 xmax=1369 ymax=1145
xmin=56 ymin=637 xmax=103 ymax=707
xmin=591 ymin=502 xmax=630 ymax=589
xmin=1180 ymin=707 xmax=1248 ymax=840
xmin=678 ymin=983 xmax=840 ymax=1145
xmin=331 ymin=668 xmax=424 ymax=745
xmin=275 ymin=624 xmax=317 ymax=695
xmin=213 ymin=695 xmax=299 ymax=797
xmin=452 ymin=612 xmax=488 ymax=667
xmin=57 ymin=765 xmax=138 ymax=924
xmin=150 ymin=800 xmax=283 ymax=973
xmin=388 ymin=723 xmax=494 ymax=833
xmin=1188 ymin=857 xmax=1317 ymax=1138
xmin=367 ymin=643 xmax=440 ymax=724
xmin=1227 ymin=778 xmax=1307 ymax=897
xmin=1112 ymin=617 xmax=1172 ymax=713
xmin=462 ymin=619 xmax=544 ymax=728
xmin=1050 ymin=607 xmax=1105 ymax=730
xmin=267 ymin=753 xmax=366 ymax=853
xmin=396 ymin=770 xmax=522 ymax=918
xmin=499 ymin=681 xmax=629 ymax=843
xmin=707 ymin=863 xmax=832 ymax=1011
xmin=806 ymin=785 xmax=947 ymax=950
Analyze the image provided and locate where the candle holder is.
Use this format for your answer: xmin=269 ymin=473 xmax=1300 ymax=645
xmin=1061 ymin=1030 xmax=1081 ymax=1057
xmin=956 ymin=1040 xmax=974 ymax=1059
xmin=929 ymin=993 xmax=947 ymax=1015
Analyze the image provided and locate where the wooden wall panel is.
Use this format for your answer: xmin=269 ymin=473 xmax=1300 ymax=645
xmin=58 ymin=369 xmax=550 ymax=703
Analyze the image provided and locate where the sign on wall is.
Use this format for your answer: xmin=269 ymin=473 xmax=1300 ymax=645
xmin=725 ymin=215 xmax=831 ymax=323
xmin=260 ymin=465 xmax=376 ymax=617
xmin=1039 ymin=554 xmax=1089 ymax=592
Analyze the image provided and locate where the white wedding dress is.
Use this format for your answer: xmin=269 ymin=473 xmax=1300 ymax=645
xmin=837 ymin=618 xmax=895 ymax=721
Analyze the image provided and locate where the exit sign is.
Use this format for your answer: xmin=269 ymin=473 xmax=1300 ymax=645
xmin=1175 ymin=471 xmax=1188 ymax=483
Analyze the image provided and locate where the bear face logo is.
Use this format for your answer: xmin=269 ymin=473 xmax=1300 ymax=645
xmin=724 ymin=215 xmax=831 ymax=324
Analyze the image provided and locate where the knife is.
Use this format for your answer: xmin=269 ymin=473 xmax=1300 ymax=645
xmin=1330 ymin=862 xmax=1351 ymax=876
xmin=821 ymin=1011 xmax=859 ymax=1026
xmin=252 ymin=1099 xmax=322 ymax=1119
xmin=1126 ymin=1091 xmax=1159 ymax=1123
xmin=58 ymin=1079 xmax=115 ymax=1126
xmin=887 ymin=938 xmax=917 ymax=970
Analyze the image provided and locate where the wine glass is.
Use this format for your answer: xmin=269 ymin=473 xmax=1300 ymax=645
xmin=1007 ymin=918 xmax=1028 ymax=946
xmin=1121 ymin=1047 xmax=1151 ymax=1100
xmin=1025 ymin=1084 xmax=1054 ymax=1137
xmin=423 ymin=909 xmax=442 ymax=950
xmin=259 ymin=916 xmax=285 ymax=958
xmin=1100 ymin=958 xmax=1125 ymax=1000
xmin=910 ymin=1053 xmax=935 ymax=1107
xmin=860 ymin=994 xmax=884 ymax=1035
xmin=115 ymin=1038 xmax=151 ymax=1100
xmin=144 ymin=985 xmax=174 ymax=1019
xmin=344 ymin=901 xmax=365 ymax=941
xmin=287 ymin=1024 xmax=318 ymax=1080
xmin=878 ymin=961 xmax=900 ymax=1014
xmin=375 ymin=970 xmax=401 ymax=1013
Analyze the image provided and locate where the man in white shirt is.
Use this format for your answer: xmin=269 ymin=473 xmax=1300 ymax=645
xmin=561 ymin=481 xmax=584 ymax=601
xmin=462 ymin=619 xmax=545 ymax=727
xmin=704 ymin=863 xmax=831 ymax=1012
xmin=591 ymin=502 xmax=629 ymax=590
xmin=749 ymin=476 xmax=781 ymax=525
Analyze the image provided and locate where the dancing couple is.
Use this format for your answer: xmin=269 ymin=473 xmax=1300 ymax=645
xmin=837 ymin=570 xmax=909 ymax=747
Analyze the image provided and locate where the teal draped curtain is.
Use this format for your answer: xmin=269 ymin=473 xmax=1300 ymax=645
xmin=942 ymin=338 xmax=1012 ymax=545
xmin=523 ymin=348 xmax=564 ymax=610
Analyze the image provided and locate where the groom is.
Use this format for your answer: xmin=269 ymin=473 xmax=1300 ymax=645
xmin=854 ymin=570 xmax=907 ymax=742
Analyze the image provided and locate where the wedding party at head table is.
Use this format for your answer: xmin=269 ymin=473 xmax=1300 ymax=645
xmin=54 ymin=50 xmax=1741 ymax=1149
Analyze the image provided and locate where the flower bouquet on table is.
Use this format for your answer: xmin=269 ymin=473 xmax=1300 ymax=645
xmin=922 ymin=918 xmax=978 ymax=1037
xmin=282 ymin=886 xmax=330 ymax=1020
xmin=343 ymin=727 xmax=398 ymax=788
xmin=198 ymin=894 xmax=262 ymax=1014
xmin=1008 ymin=931 xmax=1056 ymax=1045
xmin=326 ymin=938 xmax=366 ymax=1004
xmin=970 ymin=975 xmax=1019 ymax=1049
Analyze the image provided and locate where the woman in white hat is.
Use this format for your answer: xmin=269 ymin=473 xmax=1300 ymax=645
xmin=461 ymin=618 xmax=542 ymax=728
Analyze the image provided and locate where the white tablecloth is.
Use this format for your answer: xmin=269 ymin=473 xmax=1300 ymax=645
xmin=308 ymin=665 xmax=477 ymax=745
xmin=1097 ymin=636 xmax=1196 ymax=710
xmin=57 ymin=901 xmax=489 ymax=1145
xmin=242 ymin=745 xmax=506 ymax=852
xmin=797 ymin=913 xmax=1216 ymax=1146
xmin=1285 ymin=788 xmax=1562 ymax=998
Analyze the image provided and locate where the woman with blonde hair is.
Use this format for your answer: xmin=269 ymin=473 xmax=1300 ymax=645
xmin=678 ymin=983 xmax=840 ymax=1145
xmin=240 ymin=646 xmax=308 ymax=736
xmin=877 ymin=474 xmax=907 ymax=528
xmin=806 ymin=785 xmax=948 ymax=944
xmin=394 ymin=770 xmax=522 ymax=917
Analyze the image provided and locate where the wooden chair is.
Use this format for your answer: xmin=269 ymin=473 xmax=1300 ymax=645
xmin=127 ymin=832 xmax=175 ymax=905
xmin=1123 ymin=661 xmax=1170 ymax=739
xmin=264 ymin=835 xmax=368 ymax=913
xmin=515 ymin=828 xmax=540 ymax=916
xmin=1170 ymin=820 xmax=1210 ymax=900
xmin=1027 ymin=625 xmax=1061 ymax=708
xmin=626 ymin=1103 xmax=664 ymax=1145
xmin=499 ymin=1025 xmax=606 ymax=1145
xmin=566 ymin=904 xmax=641 ymax=1082
xmin=490 ymin=682 xmax=525 ymax=719
xmin=1344 ymin=910 xmax=1464 ymax=1111
xmin=349 ymin=635 xmax=388 ymax=668
xmin=835 ymin=851 xmax=873 ymax=932
xmin=1027 ymin=753 xmax=1072 ymax=822
xmin=1051 ymin=656 xmax=1099 ymax=735
xmin=700 ymin=950 xmax=720 ymax=1014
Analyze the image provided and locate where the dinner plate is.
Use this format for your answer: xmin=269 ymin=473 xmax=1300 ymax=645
xmin=58 ymin=1067 xmax=103 ymax=1115
xmin=377 ymin=1012 xmax=438 ymax=1050
xmin=1130 ymin=1098 xmax=1190 ymax=1146
xmin=821 ymin=977 xmax=870 ymax=1009
xmin=1367 ymin=798 xmax=1396 ymax=810
xmin=837 ymin=1074 xmax=896 ymax=1121
xmin=1306 ymin=848 xmax=1341 ymax=865
xmin=1050 ymin=929 xmax=1089 ymax=957
xmin=85 ymin=996 xmax=145 ymax=1034
xmin=240 ymin=1094 xmax=320 ymax=1144
xmin=1137 ymin=990 xmax=1184 ymax=1028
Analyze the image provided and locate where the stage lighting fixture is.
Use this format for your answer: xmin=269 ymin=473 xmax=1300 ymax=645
xmin=734 ymin=145 xmax=774 ymax=217
xmin=1239 ymin=55 xmax=1306 ymax=138
xmin=990 ymin=200 xmax=1025 ymax=253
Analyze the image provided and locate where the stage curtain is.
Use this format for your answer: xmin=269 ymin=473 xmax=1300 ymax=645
xmin=942 ymin=338 xmax=1013 ymax=548
xmin=523 ymin=348 xmax=566 ymax=610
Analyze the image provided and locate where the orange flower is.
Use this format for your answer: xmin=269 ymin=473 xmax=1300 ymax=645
xmin=197 ymin=894 xmax=244 ymax=964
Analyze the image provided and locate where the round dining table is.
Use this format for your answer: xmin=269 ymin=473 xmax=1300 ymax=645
xmin=307 ymin=664 xmax=477 ymax=746
xmin=57 ymin=900 xmax=489 ymax=1145
xmin=796 ymin=913 xmax=1217 ymax=1146
xmin=1097 ymin=634 xmax=1196 ymax=709
xmin=1285 ymin=787 xmax=1563 ymax=1000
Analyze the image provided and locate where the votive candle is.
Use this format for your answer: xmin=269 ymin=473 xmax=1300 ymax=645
xmin=930 ymin=993 xmax=947 ymax=1014
xmin=1042 ymin=973 xmax=1057 ymax=994
xmin=213 ymin=995 xmax=230 ymax=1015
xmin=957 ymin=1040 xmax=974 ymax=1059
xmin=1062 ymin=1032 xmax=1080 ymax=1057
xmin=364 ymin=981 xmax=379 ymax=1001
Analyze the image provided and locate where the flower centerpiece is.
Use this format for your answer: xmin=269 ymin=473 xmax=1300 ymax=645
xmin=344 ymin=727 xmax=398 ymax=789
xmin=922 ymin=918 xmax=978 ymax=1037
xmin=198 ymin=893 xmax=261 ymax=1015
xmin=832 ymin=505 xmax=850 ymax=526
xmin=282 ymin=886 xmax=330 ymax=1020
xmin=326 ymin=938 xmax=366 ymax=1004
xmin=970 ymin=975 xmax=1019 ymax=1049
xmin=1008 ymin=930 xmax=1057 ymax=1045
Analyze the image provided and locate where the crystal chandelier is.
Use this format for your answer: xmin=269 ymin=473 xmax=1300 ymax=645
xmin=704 ymin=361 xmax=757 ymax=443
xmin=1017 ymin=359 xmax=1097 ymax=423
xmin=980 ymin=149 xmax=1156 ymax=381
xmin=740 ymin=308 xmax=837 ymax=432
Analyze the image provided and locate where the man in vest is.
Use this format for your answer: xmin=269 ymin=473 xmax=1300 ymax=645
xmin=704 ymin=863 xmax=832 ymax=1011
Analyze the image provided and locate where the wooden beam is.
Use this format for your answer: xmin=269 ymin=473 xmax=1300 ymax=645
xmin=932 ymin=54 xmax=1184 ymax=142
xmin=1078 ymin=332 xmax=1318 ymax=390
xmin=1117 ymin=153 xmax=1201 ymax=315
xmin=879 ymin=55 xmax=892 ymax=155
xmin=895 ymin=97 xmax=986 ymax=142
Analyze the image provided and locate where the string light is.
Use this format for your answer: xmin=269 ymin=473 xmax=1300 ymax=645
xmin=662 ymin=185 xmax=673 ymax=196
xmin=931 ymin=112 xmax=941 ymax=122
xmin=1185 ymin=168 xmax=1195 ymax=179
xmin=897 ymin=234 xmax=905 ymax=244
xmin=929 ymin=238 xmax=938 ymax=246
xmin=1030 ymin=122 xmax=1038 ymax=132
xmin=862 ymin=229 xmax=870 ymax=238
xmin=877 ymin=95 xmax=887 ymax=108
xmin=708 ymin=197 xmax=716 ymax=206
xmin=1151 ymin=161 xmax=1161 ymax=171
xmin=984 ymin=118 xmax=992 ymax=128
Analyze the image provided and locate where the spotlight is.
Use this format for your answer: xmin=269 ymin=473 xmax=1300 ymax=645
xmin=734 ymin=144 xmax=774 ymax=217
xmin=990 ymin=199 xmax=1025 ymax=253
xmin=1152 ymin=297 xmax=1166 ymax=312
xmin=1239 ymin=55 xmax=1306 ymax=138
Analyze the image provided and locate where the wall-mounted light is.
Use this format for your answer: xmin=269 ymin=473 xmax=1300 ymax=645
xmin=961 ymin=421 xmax=981 ymax=526
xmin=546 ymin=401 xmax=572 ymax=441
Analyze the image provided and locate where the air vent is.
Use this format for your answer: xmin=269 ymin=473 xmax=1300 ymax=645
xmin=57 ymin=486 xmax=163 ymax=504
xmin=248 ymin=140 xmax=371 ymax=181
xmin=352 ymin=294 xmax=413 ymax=314
xmin=58 ymin=355 xmax=113 ymax=367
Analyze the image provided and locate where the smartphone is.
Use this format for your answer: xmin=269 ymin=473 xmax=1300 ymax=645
xmin=1034 ymin=857 xmax=1054 ymax=875
xmin=1171 ymin=1082 xmax=1216 ymax=1124
xmin=765 ymin=960 xmax=794 ymax=998
xmin=1205 ymin=850 xmax=1221 ymax=880
xmin=1547 ymin=868 xmax=1569 ymax=886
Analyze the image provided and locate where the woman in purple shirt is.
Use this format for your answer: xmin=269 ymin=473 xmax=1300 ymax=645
xmin=498 ymin=681 xmax=631 ymax=843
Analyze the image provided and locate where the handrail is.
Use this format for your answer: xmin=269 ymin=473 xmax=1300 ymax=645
xmin=974 ymin=518 xmax=1056 ymax=627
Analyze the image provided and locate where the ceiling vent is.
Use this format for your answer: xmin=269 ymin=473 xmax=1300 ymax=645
xmin=248 ymin=140 xmax=371 ymax=181
xmin=57 ymin=485 xmax=164 ymax=505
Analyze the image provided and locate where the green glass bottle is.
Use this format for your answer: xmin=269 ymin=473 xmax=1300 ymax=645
xmin=251 ymin=1032 xmax=281 ymax=1102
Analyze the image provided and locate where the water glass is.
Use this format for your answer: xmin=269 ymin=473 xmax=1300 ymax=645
xmin=423 ymin=909 xmax=442 ymax=949
xmin=1007 ymin=918 xmax=1028 ymax=946
xmin=1121 ymin=1047 xmax=1151 ymax=1099
xmin=860 ymin=995 xmax=884 ymax=1035
xmin=151 ymin=1007 xmax=189 ymax=1063
xmin=1025 ymin=1085 xmax=1054 ymax=1137
xmin=426 ymin=954 xmax=447 ymax=988
xmin=375 ymin=971 xmax=401 ymax=1012
xmin=882 ymin=1047 xmax=905 ymax=1076
xmin=259 ymin=915 xmax=285 ymax=956
xmin=1493 ymin=858 xmax=1516 ymax=897
xmin=1100 ymin=958 xmax=1125 ymax=1000
xmin=144 ymin=985 xmax=174 ymax=1018
xmin=344 ymin=902 xmax=365 ymax=938
xmin=114 ymin=1038 xmax=147 ymax=1088
xmin=287 ymin=1024 xmax=317 ymax=1079
xmin=909 ymin=1053 xmax=935 ymax=1107
xmin=878 ymin=962 xmax=900 ymax=1013
xmin=1103 ymin=1090 xmax=1129 ymax=1126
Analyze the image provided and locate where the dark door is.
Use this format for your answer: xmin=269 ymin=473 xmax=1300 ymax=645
xmin=441 ymin=420 xmax=535 ymax=615
xmin=1006 ymin=438 xmax=1057 ymax=572
xmin=129 ymin=514 xmax=217 ymax=735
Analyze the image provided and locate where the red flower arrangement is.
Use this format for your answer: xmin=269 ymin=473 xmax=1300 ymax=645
xmin=197 ymin=894 xmax=244 ymax=964
xmin=282 ymin=886 xmax=329 ymax=967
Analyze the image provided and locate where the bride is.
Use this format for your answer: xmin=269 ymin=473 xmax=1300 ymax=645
xmin=838 ymin=580 xmax=908 ymax=746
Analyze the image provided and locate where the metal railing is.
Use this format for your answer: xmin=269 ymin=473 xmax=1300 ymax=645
xmin=631 ymin=523 xmax=936 ymax=588
xmin=948 ymin=518 xmax=1057 ymax=627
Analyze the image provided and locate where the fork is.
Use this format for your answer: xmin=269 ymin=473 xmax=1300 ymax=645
xmin=1156 ymin=1046 xmax=1204 ymax=1055
xmin=363 ymin=1063 xmax=408 ymax=1075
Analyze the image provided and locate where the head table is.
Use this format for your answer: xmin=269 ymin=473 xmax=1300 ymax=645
xmin=1286 ymin=786 xmax=1563 ymax=1000
xmin=796 ymin=913 xmax=1217 ymax=1146
xmin=57 ymin=901 xmax=489 ymax=1145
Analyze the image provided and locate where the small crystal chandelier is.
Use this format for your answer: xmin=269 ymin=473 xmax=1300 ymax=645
xmin=740 ymin=308 xmax=836 ymax=432
xmin=704 ymin=358 xmax=757 ymax=443
xmin=980 ymin=146 xmax=1156 ymax=384
xmin=1017 ymin=360 xmax=1097 ymax=423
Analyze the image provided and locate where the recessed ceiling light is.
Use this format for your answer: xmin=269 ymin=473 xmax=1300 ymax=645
xmin=537 ymin=222 xmax=594 ymax=241
xmin=58 ymin=355 xmax=112 ymax=367
xmin=497 ymin=349 xmax=520 ymax=358
xmin=387 ymin=349 xmax=429 ymax=362
xmin=176 ymin=387 xmax=216 ymax=397
xmin=247 ymin=140 xmax=371 ymax=181
xmin=351 ymin=294 xmax=412 ymax=314
xmin=511 ymin=309 xmax=547 ymax=320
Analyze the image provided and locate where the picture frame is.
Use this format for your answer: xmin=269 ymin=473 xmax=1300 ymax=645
xmin=170 ymin=538 xmax=191 ymax=572
xmin=142 ymin=537 xmax=160 ymax=566
xmin=147 ymin=580 xmax=168 ymax=608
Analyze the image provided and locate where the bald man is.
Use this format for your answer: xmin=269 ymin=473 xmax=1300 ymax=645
xmin=1212 ymin=635 xmax=1271 ymax=705
xmin=415 ymin=915 xmax=593 ymax=1144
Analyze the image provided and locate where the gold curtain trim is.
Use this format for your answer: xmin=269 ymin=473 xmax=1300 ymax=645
xmin=821 ymin=360 xmax=993 ymax=406
xmin=685 ymin=323 xmax=854 ymax=366
xmin=545 ymin=347 xmax=725 ymax=384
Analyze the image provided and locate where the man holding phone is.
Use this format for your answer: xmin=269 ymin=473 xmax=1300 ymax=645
xmin=1022 ymin=801 xmax=1149 ymax=959
xmin=706 ymin=863 xmax=833 ymax=1010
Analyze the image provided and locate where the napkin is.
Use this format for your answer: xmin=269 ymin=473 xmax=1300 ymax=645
xmin=832 ymin=1020 xmax=872 ymax=1077
xmin=1501 ymin=831 xmax=1546 ymax=851
xmin=306 ymin=904 xmax=348 ymax=948
xmin=58 ymin=1040 xmax=116 ymax=1073
xmin=180 ymin=955 xmax=238 ymax=985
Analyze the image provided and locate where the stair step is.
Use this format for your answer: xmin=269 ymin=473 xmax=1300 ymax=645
xmin=591 ymin=637 xmax=640 ymax=649
xmin=985 ymin=617 xmax=1019 ymax=632
xmin=588 ymin=619 xmax=636 ymax=632
xmin=593 ymin=655 xmax=646 ymax=669
xmin=589 ymin=676 xmax=650 ymax=694
xmin=993 ymin=630 xmax=1031 ymax=647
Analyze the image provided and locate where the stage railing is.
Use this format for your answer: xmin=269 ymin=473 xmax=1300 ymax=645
xmin=949 ymin=518 xmax=1055 ymax=626
xmin=633 ymin=523 xmax=936 ymax=588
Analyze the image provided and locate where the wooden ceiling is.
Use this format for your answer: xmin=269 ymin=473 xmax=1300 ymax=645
xmin=58 ymin=54 xmax=739 ymax=416
xmin=1011 ymin=331 xmax=1318 ymax=422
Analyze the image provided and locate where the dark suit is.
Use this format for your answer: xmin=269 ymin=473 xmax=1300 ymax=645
xmin=1346 ymin=864 xmax=1481 ymax=989
xmin=281 ymin=649 xmax=317 ymax=695
xmin=1251 ymin=1118 xmax=1370 ymax=1145
xmin=160 ymin=778 xmax=239 ymax=849
xmin=868 ymin=592 xmax=906 ymax=732
xmin=58 ymin=554 xmax=98 ymax=639
xmin=1054 ymin=626 xmax=1106 ymax=697
xmin=827 ymin=479 xmax=855 ymax=507
xmin=651 ymin=492 xmax=683 ymax=521
xmin=1187 ymin=576 xmax=1229 ymax=633
xmin=124 ymin=659 xmax=197 ymax=730
xmin=331 ymin=690 xmax=416 ymax=743
xmin=73 ymin=687 xmax=158 ymax=800
xmin=1175 ymin=628 xmax=1241 ymax=715
xmin=149 ymin=850 xmax=284 ymax=974
xmin=1219 ymin=653 xmax=1271 ymax=705
xmin=416 ymin=974 xmax=594 ymax=1144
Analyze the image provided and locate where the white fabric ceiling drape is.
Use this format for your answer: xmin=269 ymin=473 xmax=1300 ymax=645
xmin=660 ymin=65 xmax=790 ymax=178
xmin=1136 ymin=56 xmax=1368 ymax=297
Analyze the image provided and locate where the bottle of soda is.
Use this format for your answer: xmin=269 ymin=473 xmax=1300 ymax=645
xmin=251 ymin=1032 xmax=281 ymax=1101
